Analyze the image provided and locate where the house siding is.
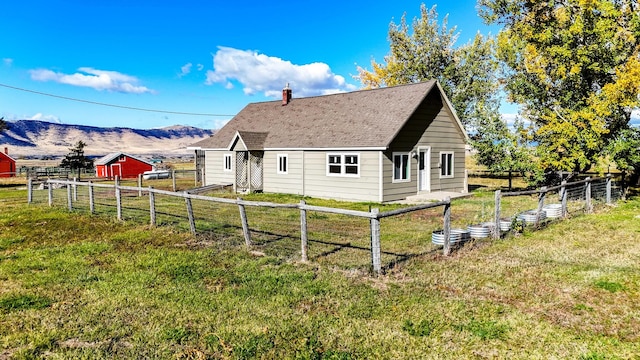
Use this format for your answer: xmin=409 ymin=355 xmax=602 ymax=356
xmin=303 ymin=151 xmax=380 ymax=202
xmin=263 ymin=151 xmax=304 ymax=195
xmin=382 ymin=92 xmax=466 ymax=202
xmin=204 ymin=150 xmax=235 ymax=186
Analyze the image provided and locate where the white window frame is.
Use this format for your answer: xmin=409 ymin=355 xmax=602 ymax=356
xmin=392 ymin=152 xmax=411 ymax=183
xmin=439 ymin=151 xmax=454 ymax=178
xmin=277 ymin=154 xmax=288 ymax=175
xmin=326 ymin=153 xmax=360 ymax=177
xmin=223 ymin=154 xmax=232 ymax=172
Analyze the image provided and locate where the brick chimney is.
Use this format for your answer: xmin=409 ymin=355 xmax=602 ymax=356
xmin=3 ymin=147 xmax=7 ymax=155
xmin=282 ymin=83 xmax=292 ymax=105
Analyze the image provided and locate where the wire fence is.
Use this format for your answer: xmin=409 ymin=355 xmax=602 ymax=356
xmin=493 ymin=176 xmax=622 ymax=237
xmin=28 ymin=177 xmax=454 ymax=274
xmin=19 ymin=174 xmax=625 ymax=275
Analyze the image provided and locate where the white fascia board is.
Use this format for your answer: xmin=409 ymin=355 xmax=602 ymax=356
xmin=264 ymin=147 xmax=387 ymax=151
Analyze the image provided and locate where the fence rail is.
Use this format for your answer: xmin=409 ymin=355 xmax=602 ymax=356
xmin=493 ymin=175 xmax=621 ymax=238
xmin=25 ymin=174 xmax=623 ymax=275
xmin=30 ymin=177 xmax=453 ymax=275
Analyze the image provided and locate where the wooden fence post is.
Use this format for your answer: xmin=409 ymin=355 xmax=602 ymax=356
xmin=300 ymin=200 xmax=308 ymax=262
xmin=67 ymin=183 xmax=73 ymax=211
xmin=560 ymin=180 xmax=568 ymax=218
xmin=115 ymin=176 xmax=122 ymax=221
xmin=88 ymin=181 xmax=95 ymax=214
xmin=73 ymin=177 xmax=78 ymax=202
xmin=149 ymin=187 xmax=156 ymax=227
xmin=443 ymin=197 xmax=451 ymax=256
xmin=606 ymin=174 xmax=612 ymax=204
xmin=27 ymin=178 xmax=33 ymax=204
xmin=138 ymin=174 xmax=143 ymax=197
xmin=585 ymin=177 xmax=592 ymax=213
xmin=194 ymin=169 xmax=198 ymax=187
xmin=537 ymin=186 xmax=546 ymax=226
xmin=493 ymin=190 xmax=501 ymax=239
xmin=238 ymin=197 xmax=252 ymax=247
xmin=185 ymin=196 xmax=196 ymax=235
xmin=172 ymin=170 xmax=177 ymax=192
xmin=48 ymin=180 xmax=53 ymax=207
xmin=370 ymin=208 xmax=381 ymax=275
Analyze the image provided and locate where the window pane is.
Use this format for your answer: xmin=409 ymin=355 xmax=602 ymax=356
xmin=329 ymin=165 xmax=341 ymax=174
xmin=446 ymin=154 xmax=453 ymax=176
xmin=402 ymin=155 xmax=409 ymax=179
xmin=394 ymin=155 xmax=401 ymax=179
xmin=345 ymin=165 xmax=358 ymax=175
xmin=278 ymin=156 xmax=287 ymax=173
xmin=329 ymin=155 xmax=341 ymax=164
xmin=345 ymin=155 xmax=358 ymax=165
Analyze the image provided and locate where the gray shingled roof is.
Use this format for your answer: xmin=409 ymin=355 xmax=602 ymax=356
xmin=191 ymin=80 xmax=460 ymax=150
xmin=95 ymin=152 xmax=152 ymax=166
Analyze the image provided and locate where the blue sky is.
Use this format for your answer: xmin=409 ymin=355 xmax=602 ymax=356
xmin=1 ymin=1 xmax=501 ymax=130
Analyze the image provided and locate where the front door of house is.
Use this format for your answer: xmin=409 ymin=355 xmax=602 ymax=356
xmin=418 ymin=147 xmax=430 ymax=192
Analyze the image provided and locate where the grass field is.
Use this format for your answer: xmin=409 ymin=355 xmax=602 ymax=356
xmin=1 ymin=179 xmax=639 ymax=359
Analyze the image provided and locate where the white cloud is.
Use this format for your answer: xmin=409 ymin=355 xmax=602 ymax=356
xmin=205 ymin=46 xmax=357 ymax=98
xmin=28 ymin=113 xmax=62 ymax=123
xmin=29 ymin=67 xmax=154 ymax=94
xmin=3 ymin=58 xmax=13 ymax=66
xmin=197 ymin=64 xmax=204 ymax=71
xmin=631 ymin=109 xmax=640 ymax=127
xmin=500 ymin=113 xmax=518 ymax=128
xmin=179 ymin=63 xmax=192 ymax=77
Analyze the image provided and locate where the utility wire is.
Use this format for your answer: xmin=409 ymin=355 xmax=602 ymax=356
xmin=0 ymin=82 xmax=235 ymax=117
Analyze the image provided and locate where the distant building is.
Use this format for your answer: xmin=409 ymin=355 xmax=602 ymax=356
xmin=95 ymin=152 xmax=154 ymax=179
xmin=0 ymin=147 xmax=16 ymax=178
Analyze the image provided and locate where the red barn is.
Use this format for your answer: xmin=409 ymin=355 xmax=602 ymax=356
xmin=0 ymin=147 xmax=16 ymax=178
xmin=95 ymin=152 xmax=154 ymax=179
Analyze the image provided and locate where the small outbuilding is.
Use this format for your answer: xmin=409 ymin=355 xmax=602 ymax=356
xmin=0 ymin=147 xmax=16 ymax=178
xmin=189 ymin=81 xmax=469 ymax=203
xmin=95 ymin=152 xmax=154 ymax=179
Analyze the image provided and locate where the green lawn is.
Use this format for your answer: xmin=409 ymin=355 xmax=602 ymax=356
xmin=1 ymin=184 xmax=639 ymax=359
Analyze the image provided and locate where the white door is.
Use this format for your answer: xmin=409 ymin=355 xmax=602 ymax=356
xmin=418 ymin=147 xmax=430 ymax=192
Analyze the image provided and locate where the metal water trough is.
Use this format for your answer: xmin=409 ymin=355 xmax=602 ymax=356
xmin=542 ymin=203 xmax=562 ymax=219
xmin=467 ymin=223 xmax=494 ymax=238
xmin=499 ymin=218 xmax=513 ymax=232
xmin=517 ymin=210 xmax=547 ymax=224
xmin=432 ymin=228 xmax=471 ymax=246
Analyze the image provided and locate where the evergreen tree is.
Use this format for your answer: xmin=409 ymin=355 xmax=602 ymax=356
xmin=60 ymin=141 xmax=93 ymax=180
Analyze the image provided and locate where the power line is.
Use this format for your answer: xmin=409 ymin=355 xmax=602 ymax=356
xmin=0 ymin=82 xmax=236 ymax=117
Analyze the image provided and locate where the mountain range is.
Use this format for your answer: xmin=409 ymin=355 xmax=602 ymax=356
xmin=0 ymin=120 xmax=214 ymax=158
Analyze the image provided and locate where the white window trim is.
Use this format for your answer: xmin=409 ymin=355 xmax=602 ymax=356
xmin=439 ymin=151 xmax=454 ymax=179
xmin=277 ymin=154 xmax=288 ymax=175
xmin=223 ymin=153 xmax=232 ymax=172
xmin=392 ymin=152 xmax=411 ymax=183
xmin=326 ymin=153 xmax=360 ymax=177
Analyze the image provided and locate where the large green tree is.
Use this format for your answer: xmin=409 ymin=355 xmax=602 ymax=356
xmin=357 ymin=4 xmax=500 ymax=131
xmin=479 ymin=0 xmax=640 ymax=177
xmin=60 ymin=141 xmax=94 ymax=180
xmin=356 ymin=4 xmax=536 ymax=182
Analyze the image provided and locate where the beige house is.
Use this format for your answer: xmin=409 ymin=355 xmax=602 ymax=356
xmin=189 ymin=80 xmax=468 ymax=203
